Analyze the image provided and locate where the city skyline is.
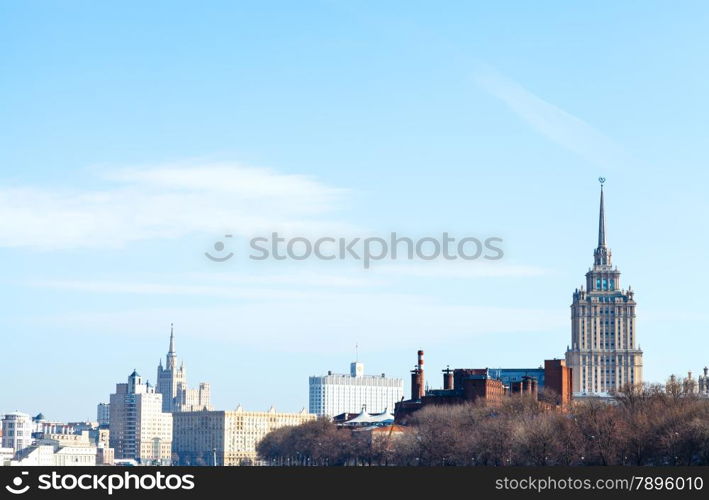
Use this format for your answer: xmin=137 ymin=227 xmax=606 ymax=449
xmin=2 ymin=2 xmax=709 ymax=421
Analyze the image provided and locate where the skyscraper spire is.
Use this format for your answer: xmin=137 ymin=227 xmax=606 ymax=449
xmin=169 ymin=323 xmax=175 ymax=355
xmin=598 ymin=178 xmax=606 ymax=247
xmin=593 ymin=177 xmax=612 ymax=267
xmin=166 ymin=323 xmax=177 ymax=369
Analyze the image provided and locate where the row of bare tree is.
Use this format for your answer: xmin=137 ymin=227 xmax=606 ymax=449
xmin=257 ymin=385 xmax=709 ymax=466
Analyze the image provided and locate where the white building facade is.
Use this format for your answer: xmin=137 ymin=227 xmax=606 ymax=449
xmin=1 ymin=412 xmax=34 ymax=452
xmin=309 ymin=362 xmax=403 ymax=417
xmin=10 ymin=444 xmax=97 ymax=466
xmin=172 ymin=406 xmax=315 ymax=466
xmin=0 ymin=447 xmax=14 ymax=465
xmin=109 ymin=370 xmax=173 ymax=465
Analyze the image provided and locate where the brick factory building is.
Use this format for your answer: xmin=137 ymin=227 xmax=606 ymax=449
xmin=395 ymin=351 xmax=572 ymax=422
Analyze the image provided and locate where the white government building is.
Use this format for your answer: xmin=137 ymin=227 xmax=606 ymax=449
xmin=309 ymin=361 xmax=403 ymax=417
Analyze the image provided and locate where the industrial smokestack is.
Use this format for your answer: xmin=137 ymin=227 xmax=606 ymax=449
xmin=410 ymin=350 xmax=425 ymax=400
xmin=410 ymin=371 xmax=419 ymax=400
xmin=443 ymin=365 xmax=454 ymax=390
xmin=522 ymin=376 xmax=532 ymax=394
xmin=417 ymin=350 xmax=425 ymax=399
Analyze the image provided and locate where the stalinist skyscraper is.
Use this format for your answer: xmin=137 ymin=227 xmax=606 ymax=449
xmin=156 ymin=325 xmax=212 ymax=412
xmin=565 ymin=179 xmax=643 ymax=394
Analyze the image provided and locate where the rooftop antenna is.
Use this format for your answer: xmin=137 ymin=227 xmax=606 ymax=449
xmin=355 ymin=343 xmax=359 ymax=362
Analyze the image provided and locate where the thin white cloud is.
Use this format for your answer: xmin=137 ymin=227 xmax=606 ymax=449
xmin=0 ymin=163 xmax=348 ymax=249
xmin=640 ymin=310 xmax=709 ymax=323
xmin=30 ymin=279 xmax=323 ymax=301
xmin=374 ymin=261 xmax=549 ymax=278
xmin=31 ymin=300 xmax=566 ymax=352
xmin=25 ymin=265 xmax=562 ymax=351
xmin=474 ymin=65 xmax=632 ymax=170
xmin=27 ymin=259 xmax=545 ymax=301
xmin=103 ymin=164 xmax=344 ymax=212
xmin=182 ymin=270 xmax=385 ymax=288
xmin=29 ymin=268 xmax=387 ymax=300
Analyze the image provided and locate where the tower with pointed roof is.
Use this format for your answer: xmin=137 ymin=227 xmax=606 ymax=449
xmin=565 ymin=179 xmax=643 ymax=394
xmin=167 ymin=324 xmax=177 ymax=369
xmin=156 ymin=324 xmax=212 ymax=412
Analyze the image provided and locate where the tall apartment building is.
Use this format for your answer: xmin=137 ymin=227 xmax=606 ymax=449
xmin=172 ymin=406 xmax=315 ymax=465
xmin=96 ymin=403 xmax=110 ymax=426
xmin=108 ymin=370 xmax=173 ymax=464
xmin=156 ymin=325 xmax=212 ymax=412
xmin=565 ymin=180 xmax=643 ymax=394
xmin=1 ymin=412 xmax=34 ymax=452
xmin=309 ymin=361 xmax=403 ymax=417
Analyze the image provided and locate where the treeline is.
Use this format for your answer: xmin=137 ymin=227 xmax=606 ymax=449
xmin=257 ymin=418 xmax=386 ymax=466
xmin=257 ymin=385 xmax=709 ymax=466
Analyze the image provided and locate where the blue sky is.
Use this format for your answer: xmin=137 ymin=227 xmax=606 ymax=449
xmin=1 ymin=1 xmax=709 ymax=421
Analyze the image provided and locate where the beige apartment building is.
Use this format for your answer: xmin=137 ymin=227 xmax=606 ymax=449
xmin=109 ymin=370 xmax=173 ymax=464
xmin=172 ymin=406 xmax=315 ymax=465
